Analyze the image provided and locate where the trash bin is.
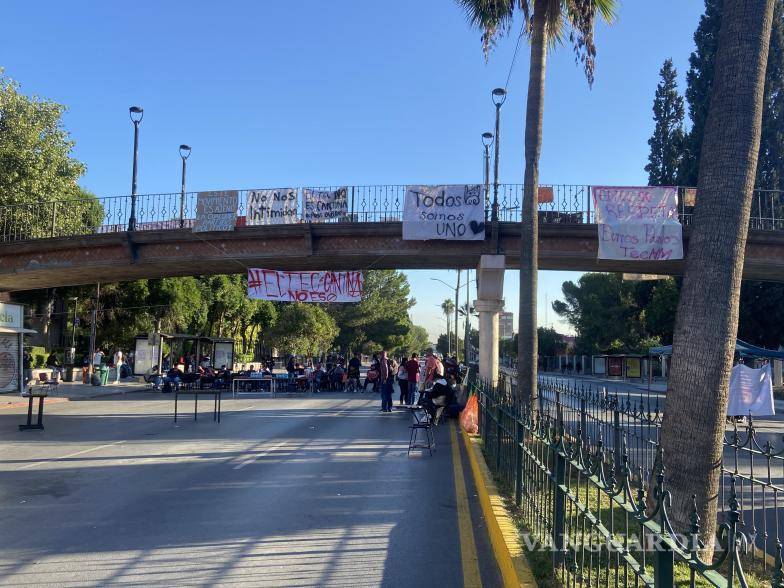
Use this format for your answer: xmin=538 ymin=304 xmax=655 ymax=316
xmin=99 ymin=365 xmax=110 ymax=386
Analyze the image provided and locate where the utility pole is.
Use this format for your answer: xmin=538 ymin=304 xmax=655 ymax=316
xmin=88 ymin=283 xmax=100 ymax=379
xmin=454 ymin=270 xmax=461 ymax=360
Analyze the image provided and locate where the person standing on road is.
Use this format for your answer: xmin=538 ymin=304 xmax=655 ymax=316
xmin=379 ymin=351 xmax=395 ymax=413
xmin=396 ymin=360 xmax=408 ymax=405
xmin=405 ymin=353 xmax=420 ymax=405
xmin=113 ymin=348 xmax=124 ymax=384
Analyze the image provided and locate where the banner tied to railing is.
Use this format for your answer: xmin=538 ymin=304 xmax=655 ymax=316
xmin=247 ymin=269 xmax=363 ymax=303
xmin=192 ymin=190 xmax=239 ymax=232
xmin=246 ymin=189 xmax=298 ymax=225
xmin=592 ymin=186 xmax=683 ymax=261
xmin=302 ymin=188 xmax=349 ymax=222
xmin=402 ymin=185 xmax=485 ymax=241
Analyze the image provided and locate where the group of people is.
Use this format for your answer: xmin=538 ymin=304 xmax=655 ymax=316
xmin=365 ymin=348 xmax=464 ymax=417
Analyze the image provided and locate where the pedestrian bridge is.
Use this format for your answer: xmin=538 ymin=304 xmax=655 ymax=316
xmin=1 ymin=184 xmax=783 ymax=291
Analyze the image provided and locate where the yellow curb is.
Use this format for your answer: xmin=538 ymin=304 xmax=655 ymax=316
xmin=461 ymin=428 xmax=539 ymax=587
xmin=450 ymin=421 xmax=483 ymax=587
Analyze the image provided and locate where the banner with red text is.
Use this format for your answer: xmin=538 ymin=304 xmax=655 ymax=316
xmin=247 ymin=269 xmax=363 ymax=303
xmin=592 ymin=186 xmax=683 ymax=261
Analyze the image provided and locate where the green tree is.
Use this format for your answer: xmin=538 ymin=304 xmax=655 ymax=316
xmin=328 ymin=270 xmax=415 ymax=352
xmin=457 ymin=0 xmax=617 ymax=406
xmin=270 ymin=304 xmax=339 ymax=357
xmin=0 ymin=70 xmax=102 ymax=238
xmin=537 ymin=327 xmax=565 ymax=357
xmin=400 ymin=325 xmax=430 ymax=356
xmin=645 ymin=59 xmax=686 ymax=185
xmin=661 ymin=0 xmax=775 ymax=549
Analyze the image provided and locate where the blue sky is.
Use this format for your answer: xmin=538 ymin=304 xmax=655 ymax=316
xmin=1 ymin=0 xmax=705 ymax=341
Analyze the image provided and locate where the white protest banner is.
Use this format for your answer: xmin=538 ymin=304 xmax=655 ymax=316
xmin=727 ymin=364 xmax=775 ymax=416
xmin=246 ymin=189 xmax=298 ymax=225
xmin=193 ymin=190 xmax=239 ymax=232
xmin=302 ymin=187 xmax=349 ymax=222
xmin=402 ymin=185 xmax=485 ymax=241
xmin=592 ymin=186 xmax=683 ymax=261
xmin=247 ymin=269 xmax=363 ymax=303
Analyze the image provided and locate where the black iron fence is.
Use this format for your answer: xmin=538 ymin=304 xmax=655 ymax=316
xmin=1 ymin=185 xmax=782 ymax=244
xmin=475 ymin=377 xmax=784 ymax=586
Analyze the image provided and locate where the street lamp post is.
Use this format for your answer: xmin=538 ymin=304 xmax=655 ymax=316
xmin=431 ymin=275 xmax=477 ymax=362
xmin=179 ymin=145 xmax=191 ymax=228
xmin=128 ymin=106 xmax=144 ymax=232
xmin=491 ymin=88 xmax=506 ymax=222
xmin=482 ymin=132 xmax=494 ymax=219
xmin=491 ymin=88 xmax=506 ymax=254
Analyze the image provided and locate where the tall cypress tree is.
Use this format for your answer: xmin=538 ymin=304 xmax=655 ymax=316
xmin=645 ymin=59 xmax=686 ymax=185
xmin=681 ymin=0 xmax=784 ymax=189
xmin=679 ymin=0 xmax=784 ymax=349
xmin=680 ymin=0 xmax=723 ymax=186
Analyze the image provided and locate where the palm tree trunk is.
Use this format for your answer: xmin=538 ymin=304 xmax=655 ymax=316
xmin=518 ymin=0 xmax=547 ymax=407
xmin=660 ymin=0 xmax=774 ymax=554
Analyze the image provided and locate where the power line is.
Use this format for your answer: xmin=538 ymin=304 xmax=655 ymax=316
xmin=504 ymin=21 xmax=527 ymax=91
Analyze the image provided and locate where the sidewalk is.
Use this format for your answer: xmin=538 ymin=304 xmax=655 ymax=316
xmin=1 ymin=379 xmax=149 ymax=410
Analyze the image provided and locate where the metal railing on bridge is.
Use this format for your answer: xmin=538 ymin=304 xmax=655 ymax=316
xmin=474 ymin=377 xmax=784 ymax=587
xmin=1 ymin=184 xmax=783 ymax=244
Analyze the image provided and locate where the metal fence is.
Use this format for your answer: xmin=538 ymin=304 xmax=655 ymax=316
xmin=1 ymin=185 xmax=782 ymax=244
xmin=476 ymin=377 xmax=784 ymax=586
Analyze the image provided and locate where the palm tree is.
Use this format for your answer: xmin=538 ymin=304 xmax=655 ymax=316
xmin=457 ymin=0 xmax=616 ymax=406
xmin=441 ymin=299 xmax=455 ymax=354
xmin=660 ymin=0 xmax=775 ymax=553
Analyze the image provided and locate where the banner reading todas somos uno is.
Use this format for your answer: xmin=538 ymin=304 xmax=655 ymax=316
xmin=592 ymin=186 xmax=683 ymax=261
xmin=302 ymin=187 xmax=349 ymax=222
xmin=247 ymin=269 xmax=363 ymax=303
xmin=402 ymin=185 xmax=485 ymax=240
xmin=246 ymin=189 xmax=298 ymax=225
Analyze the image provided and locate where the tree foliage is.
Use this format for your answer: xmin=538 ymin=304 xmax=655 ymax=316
xmin=0 ymin=70 xmax=102 ymax=237
xmin=552 ymin=274 xmax=677 ymax=354
xmin=270 ymin=303 xmax=339 ymax=357
xmin=645 ymin=59 xmax=685 ymax=186
xmin=327 ymin=270 xmax=416 ymax=353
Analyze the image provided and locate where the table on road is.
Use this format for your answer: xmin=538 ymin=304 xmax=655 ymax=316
xmin=174 ymin=388 xmax=223 ymax=422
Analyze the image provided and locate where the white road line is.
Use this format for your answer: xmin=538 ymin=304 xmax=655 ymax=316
xmin=17 ymin=440 xmax=126 ymax=470
xmin=233 ymin=440 xmax=289 ymax=470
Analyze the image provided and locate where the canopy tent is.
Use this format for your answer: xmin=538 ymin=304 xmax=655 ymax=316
xmin=649 ymin=339 xmax=784 ymax=359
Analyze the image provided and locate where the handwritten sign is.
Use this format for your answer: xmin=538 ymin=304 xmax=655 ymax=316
xmin=193 ymin=190 xmax=239 ymax=232
xmin=592 ymin=186 xmax=683 ymax=261
xmin=0 ymin=334 xmax=19 ymax=393
xmin=247 ymin=269 xmax=364 ymax=303
xmin=402 ymin=185 xmax=485 ymax=241
xmin=302 ymin=188 xmax=349 ymax=222
xmin=246 ymin=189 xmax=298 ymax=225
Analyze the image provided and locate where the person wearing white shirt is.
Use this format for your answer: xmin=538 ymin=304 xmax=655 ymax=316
xmin=113 ymin=349 xmax=124 ymax=384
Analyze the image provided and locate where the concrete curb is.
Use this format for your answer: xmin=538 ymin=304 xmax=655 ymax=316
xmin=462 ymin=429 xmax=538 ymax=587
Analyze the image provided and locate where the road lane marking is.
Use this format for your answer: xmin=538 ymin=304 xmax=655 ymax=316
xmin=17 ymin=440 xmax=126 ymax=470
xmin=233 ymin=440 xmax=288 ymax=470
xmin=451 ymin=421 xmax=482 ymax=588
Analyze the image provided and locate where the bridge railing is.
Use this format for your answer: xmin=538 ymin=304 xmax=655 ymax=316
xmin=1 ymin=184 xmax=782 ymax=243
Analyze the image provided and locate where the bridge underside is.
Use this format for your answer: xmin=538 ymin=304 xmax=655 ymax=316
xmin=1 ymin=222 xmax=783 ymax=291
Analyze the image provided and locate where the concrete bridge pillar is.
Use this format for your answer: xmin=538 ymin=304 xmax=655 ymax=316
xmin=476 ymin=255 xmax=505 ymax=386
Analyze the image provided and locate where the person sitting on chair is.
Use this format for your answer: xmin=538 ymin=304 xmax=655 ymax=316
xmin=144 ymin=365 xmax=163 ymax=390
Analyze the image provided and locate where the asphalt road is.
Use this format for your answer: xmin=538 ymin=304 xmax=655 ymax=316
xmin=0 ymin=392 xmax=502 ymax=587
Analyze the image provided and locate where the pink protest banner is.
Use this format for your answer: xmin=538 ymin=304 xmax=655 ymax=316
xmin=247 ymin=269 xmax=364 ymax=303
xmin=592 ymin=186 xmax=683 ymax=261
